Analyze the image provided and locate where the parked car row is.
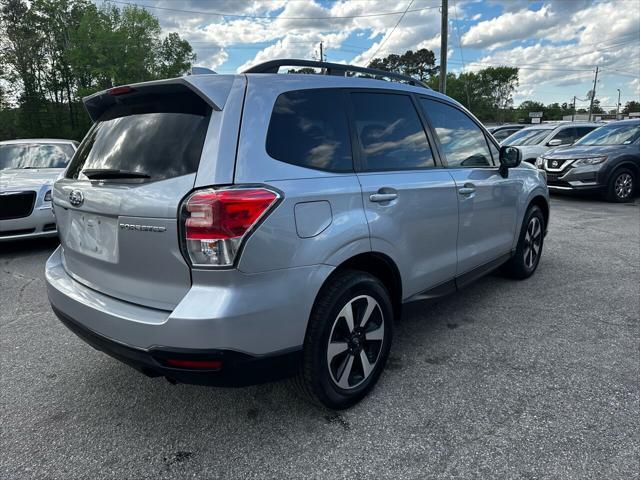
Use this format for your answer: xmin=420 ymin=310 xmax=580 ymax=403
xmin=487 ymin=119 xmax=640 ymax=202
xmin=537 ymin=120 xmax=640 ymax=202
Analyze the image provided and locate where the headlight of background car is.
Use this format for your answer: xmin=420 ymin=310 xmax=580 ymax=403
xmin=535 ymin=157 xmax=544 ymax=168
xmin=44 ymin=189 xmax=52 ymax=202
xmin=572 ymin=156 xmax=607 ymax=166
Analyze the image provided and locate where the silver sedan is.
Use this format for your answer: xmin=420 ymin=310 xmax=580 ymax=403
xmin=0 ymin=139 xmax=77 ymax=241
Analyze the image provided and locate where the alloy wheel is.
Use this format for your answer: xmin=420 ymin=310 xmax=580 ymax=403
xmin=326 ymin=295 xmax=385 ymax=390
xmin=523 ymin=216 xmax=542 ymax=269
xmin=615 ymin=173 xmax=633 ymax=200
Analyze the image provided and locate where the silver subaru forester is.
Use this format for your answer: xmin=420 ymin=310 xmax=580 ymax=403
xmin=46 ymin=60 xmax=549 ymax=409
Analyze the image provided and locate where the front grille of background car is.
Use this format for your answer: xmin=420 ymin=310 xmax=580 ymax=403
xmin=544 ymin=159 xmax=570 ymax=171
xmin=0 ymin=191 xmax=36 ymax=220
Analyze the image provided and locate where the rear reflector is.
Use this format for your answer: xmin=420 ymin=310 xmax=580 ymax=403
xmin=107 ymin=85 xmax=134 ymax=96
xmin=164 ymin=358 xmax=223 ymax=370
xmin=181 ymin=187 xmax=279 ymax=267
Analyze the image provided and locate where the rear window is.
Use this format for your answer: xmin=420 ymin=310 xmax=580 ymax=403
xmin=66 ymin=93 xmax=210 ymax=182
xmin=0 ymin=143 xmax=74 ymax=170
xmin=266 ymin=89 xmax=353 ymax=172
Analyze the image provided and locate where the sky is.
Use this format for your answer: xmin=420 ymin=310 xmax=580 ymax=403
xmin=108 ymin=0 xmax=640 ymax=109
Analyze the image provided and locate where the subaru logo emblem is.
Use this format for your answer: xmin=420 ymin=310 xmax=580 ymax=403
xmin=551 ymin=160 xmax=558 ymax=168
xmin=69 ymin=189 xmax=84 ymax=207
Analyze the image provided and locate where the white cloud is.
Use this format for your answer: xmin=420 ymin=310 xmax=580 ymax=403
xmin=465 ymin=1 xmax=640 ymax=97
xmin=122 ymin=0 xmax=638 ymax=103
xmin=462 ymin=5 xmax=556 ymax=50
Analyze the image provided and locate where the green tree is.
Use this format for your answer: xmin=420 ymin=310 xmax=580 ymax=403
xmin=0 ymin=0 xmax=195 ymax=140
xmin=368 ymin=48 xmax=437 ymax=81
xmin=623 ymin=100 xmax=640 ymax=114
xmin=591 ymin=98 xmax=603 ymax=114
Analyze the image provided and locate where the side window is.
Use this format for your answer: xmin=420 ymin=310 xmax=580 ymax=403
xmin=420 ymin=99 xmax=492 ymax=167
xmin=350 ymin=92 xmax=435 ymax=171
xmin=551 ymin=127 xmax=576 ymax=144
xmin=487 ymin=136 xmax=500 ymax=164
xmin=575 ymin=126 xmax=596 ymax=140
xmin=266 ymin=89 xmax=353 ymax=172
xmin=493 ymin=128 xmax=516 ymax=142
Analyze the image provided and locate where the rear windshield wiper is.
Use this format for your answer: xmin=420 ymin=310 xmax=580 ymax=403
xmin=82 ymin=169 xmax=151 ymax=180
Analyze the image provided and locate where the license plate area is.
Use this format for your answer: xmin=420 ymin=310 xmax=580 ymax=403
xmin=65 ymin=210 xmax=119 ymax=263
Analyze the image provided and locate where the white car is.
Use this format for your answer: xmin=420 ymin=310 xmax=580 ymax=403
xmin=501 ymin=123 xmax=600 ymax=164
xmin=0 ymin=139 xmax=77 ymax=241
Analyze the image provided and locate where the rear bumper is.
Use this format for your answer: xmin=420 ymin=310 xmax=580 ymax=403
xmin=0 ymin=205 xmax=57 ymax=241
xmin=46 ymin=246 xmax=332 ymax=384
xmin=52 ymin=305 xmax=301 ymax=386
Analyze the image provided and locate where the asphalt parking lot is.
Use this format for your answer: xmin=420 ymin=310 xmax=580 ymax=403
xmin=1 ymin=195 xmax=638 ymax=480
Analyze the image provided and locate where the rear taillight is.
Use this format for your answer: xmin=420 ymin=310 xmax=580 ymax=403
xmin=180 ymin=187 xmax=279 ymax=267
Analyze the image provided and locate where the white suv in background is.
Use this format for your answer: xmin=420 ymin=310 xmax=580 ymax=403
xmin=501 ymin=122 xmax=600 ymax=164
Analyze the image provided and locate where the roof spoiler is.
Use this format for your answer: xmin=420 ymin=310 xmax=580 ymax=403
xmin=82 ymin=76 xmax=236 ymax=122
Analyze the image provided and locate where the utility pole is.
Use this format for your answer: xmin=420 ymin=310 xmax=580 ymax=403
xmin=572 ymin=96 xmax=576 ymax=122
xmin=439 ymin=0 xmax=448 ymax=94
xmin=616 ymin=88 xmax=621 ymax=119
xmin=588 ymin=66 xmax=599 ymax=121
xmin=319 ymin=41 xmax=324 ymax=62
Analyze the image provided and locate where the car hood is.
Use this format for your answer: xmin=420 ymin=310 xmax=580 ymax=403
xmin=543 ymin=145 xmax=621 ymax=159
xmin=0 ymin=168 xmax=64 ymax=191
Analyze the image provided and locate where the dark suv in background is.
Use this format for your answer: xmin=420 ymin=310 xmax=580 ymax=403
xmin=539 ymin=119 xmax=640 ymax=202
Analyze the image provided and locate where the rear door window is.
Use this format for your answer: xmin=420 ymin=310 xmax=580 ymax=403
xmin=66 ymin=93 xmax=210 ymax=182
xmin=350 ymin=92 xmax=435 ymax=171
xmin=266 ymin=89 xmax=353 ymax=172
xmin=551 ymin=127 xmax=576 ymax=145
xmin=420 ymin=99 xmax=493 ymax=167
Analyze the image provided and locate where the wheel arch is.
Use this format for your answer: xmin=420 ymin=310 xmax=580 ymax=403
xmin=607 ymin=159 xmax=639 ymax=181
xmin=321 ymin=252 xmax=403 ymax=320
xmin=528 ymin=195 xmax=550 ymax=232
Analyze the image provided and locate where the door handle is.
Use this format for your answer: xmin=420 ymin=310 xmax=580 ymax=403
xmin=370 ymin=193 xmax=398 ymax=202
xmin=458 ymin=183 xmax=476 ymax=195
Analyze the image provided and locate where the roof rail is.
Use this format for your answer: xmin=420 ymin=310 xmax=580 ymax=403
xmin=242 ymin=59 xmax=431 ymax=89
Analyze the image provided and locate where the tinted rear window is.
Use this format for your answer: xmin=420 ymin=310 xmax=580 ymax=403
xmin=266 ymin=89 xmax=353 ymax=172
xmin=351 ymin=93 xmax=435 ymax=171
xmin=66 ymin=95 xmax=210 ymax=182
xmin=0 ymin=143 xmax=74 ymax=170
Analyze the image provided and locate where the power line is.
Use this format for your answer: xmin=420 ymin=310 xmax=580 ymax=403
xmin=108 ymin=0 xmax=439 ymax=20
xmin=366 ymin=0 xmax=415 ymax=64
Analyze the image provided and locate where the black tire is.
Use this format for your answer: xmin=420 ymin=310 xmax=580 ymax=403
xmin=504 ymin=205 xmax=545 ymax=279
xmin=606 ymin=168 xmax=635 ymax=202
xmin=294 ymin=270 xmax=393 ymax=410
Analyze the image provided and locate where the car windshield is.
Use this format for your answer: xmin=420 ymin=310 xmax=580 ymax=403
xmin=502 ymin=128 xmax=553 ymax=146
xmin=574 ymin=123 xmax=640 ymax=146
xmin=0 ymin=143 xmax=75 ymax=170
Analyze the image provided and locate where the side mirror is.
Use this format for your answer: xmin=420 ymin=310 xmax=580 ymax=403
xmin=547 ymin=139 xmax=563 ymax=147
xmin=499 ymin=146 xmax=521 ymax=176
